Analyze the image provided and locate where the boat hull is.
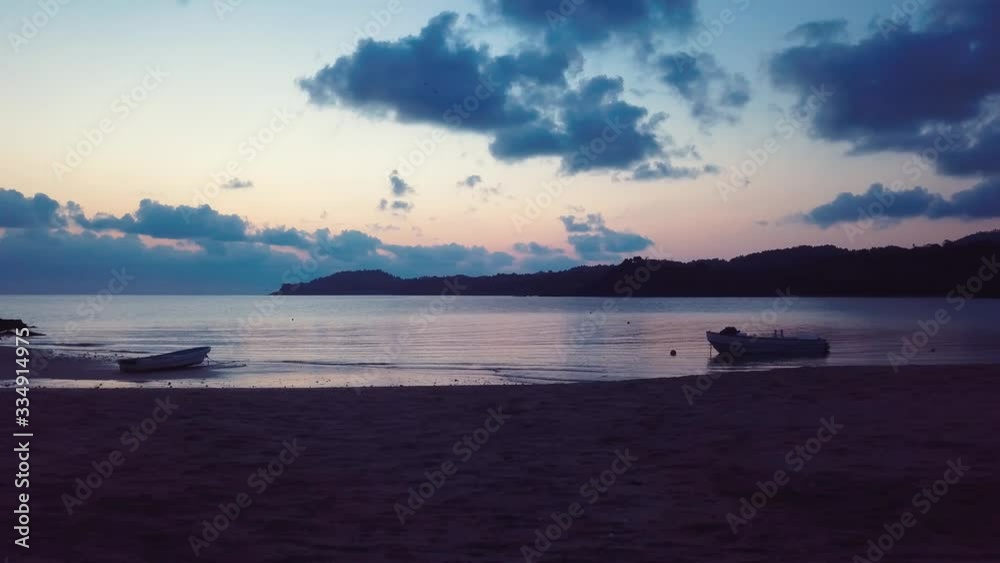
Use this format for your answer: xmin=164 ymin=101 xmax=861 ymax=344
xmin=706 ymin=332 xmax=829 ymax=357
xmin=117 ymin=347 xmax=211 ymax=373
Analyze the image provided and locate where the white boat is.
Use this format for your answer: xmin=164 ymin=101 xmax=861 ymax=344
xmin=706 ymin=327 xmax=829 ymax=357
xmin=117 ymin=346 xmax=211 ymax=373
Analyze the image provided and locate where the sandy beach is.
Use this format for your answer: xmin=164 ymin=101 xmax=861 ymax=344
xmin=4 ymin=353 xmax=998 ymax=562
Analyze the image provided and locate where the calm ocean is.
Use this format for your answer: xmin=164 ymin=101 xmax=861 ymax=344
xmin=5 ymin=295 xmax=1000 ymax=387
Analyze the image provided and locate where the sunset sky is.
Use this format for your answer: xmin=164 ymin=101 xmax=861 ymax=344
xmin=2 ymin=0 xmax=998 ymax=292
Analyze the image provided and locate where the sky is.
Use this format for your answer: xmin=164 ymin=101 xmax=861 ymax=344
xmin=1 ymin=0 xmax=998 ymax=293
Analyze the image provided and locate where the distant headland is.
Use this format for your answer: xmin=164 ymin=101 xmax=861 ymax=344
xmin=272 ymin=231 xmax=1000 ymax=298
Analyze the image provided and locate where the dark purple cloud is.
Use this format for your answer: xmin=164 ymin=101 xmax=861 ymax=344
xmin=300 ymin=13 xmax=699 ymax=176
xmin=559 ymin=212 xmax=653 ymax=261
xmin=784 ymin=19 xmax=848 ymax=45
xmin=0 ymin=188 xmax=65 ymax=229
xmin=801 ymin=180 xmax=1000 ymax=228
xmin=770 ymin=0 xmax=1000 ymax=177
xmin=484 ymin=0 xmax=697 ymax=53
xmin=657 ymin=52 xmax=750 ymax=127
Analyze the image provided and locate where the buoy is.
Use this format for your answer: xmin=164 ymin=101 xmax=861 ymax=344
xmin=670 ymin=350 xmax=677 ymax=356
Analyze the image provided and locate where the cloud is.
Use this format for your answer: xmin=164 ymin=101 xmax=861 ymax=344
xmin=491 ymin=48 xmax=578 ymax=88
xmin=378 ymin=171 xmax=416 ymax=214
xmin=458 ymin=175 xmax=483 ymax=188
xmin=510 ymin=240 xmax=583 ymax=272
xmin=0 ymin=226 xmax=524 ymax=293
xmin=477 ymin=185 xmax=502 ymax=202
xmin=72 ymin=199 xmax=249 ymax=243
xmin=657 ymin=52 xmax=751 ymax=127
xmin=2 ymin=189 xmax=650 ymax=292
xmin=299 ymin=12 xmax=547 ymax=131
xmin=490 ymin=75 xmax=666 ymax=173
xmin=460 ymin=177 xmax=502 ymax=203
xmin=513 ymin=242 xmax=565 ymax=255
xmin=560 ymin=213 xmax=605 ymax=232
xmin=314 ymin=229 xmax=382 ymax=261
xmin=485 ymin=0 xmax=749 ymax=132
xmin=0 ymin=189 xmax=65 ymax=229
xmin=68 ymin=199 xmax=320 ymax=250
xmin=0 ymin=228 xmax=301 ymax=294
xmin=484 ymin=0 xmax=697 ymax=54
xmin=800 ymin=181 xmax=1000 ymax=228
xmin=222 ymin=178 xmax=255 ymax=189
xmin=630 ymin=160 xmax=718 ymax=181
xmin=519 ymin=254 xmax=582 ymax=272
xmin=568 ymin=230 xmax=653 ymax=261
xmin=559 ymin=212 xmax=653 ymax=261
xmin=769 ymin=0 xmax=1000 ymax=177
xmin=378 ymin=198 xmax=414 ymax=214
xmin=784 ymin=19 xmax=848 ymax=45
xmin=380 ymin=242 xmax=515 ymax=276
xmin=301 ymin=14 xmax=679 ymax=176
xmin=389 ymin=170 xmax=415 ymax=196
xmin=668 ymin=144 xmax=702 ymax=160
xmin=252 ymin=227 xmax=314 ymax=249
xmin=0 ymin=193 xmax=537 ymax=292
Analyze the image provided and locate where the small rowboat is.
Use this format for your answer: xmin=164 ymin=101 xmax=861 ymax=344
xmin=706 ymin=327 xmax=829 ymax=357
xmin=117 ymin=346 xmax=211 ymax=373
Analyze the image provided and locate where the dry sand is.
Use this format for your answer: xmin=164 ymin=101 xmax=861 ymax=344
xmin=4 ymin=358 xmax=999 ymax=562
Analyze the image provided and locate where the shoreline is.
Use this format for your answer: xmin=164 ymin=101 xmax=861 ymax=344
xmin=0 ymin=345 xmax=1000 ymax=393
xmin=6 ymin=345 xmax=1000 ymax=388
xmin=8 ymin=363 xmax=1000 ymax=561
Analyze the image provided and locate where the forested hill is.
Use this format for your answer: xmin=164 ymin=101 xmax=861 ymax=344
xmin=272 ymin=231 xmax=1000 ymax=298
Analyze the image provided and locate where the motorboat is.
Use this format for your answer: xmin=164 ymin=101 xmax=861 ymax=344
xmin=117 ymin=346 xmax=211 ymax=373
xmin=706 ymin=327 xmax=829 ymax=357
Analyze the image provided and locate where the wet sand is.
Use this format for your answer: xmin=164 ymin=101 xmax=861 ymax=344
xmin=5 ymin=359 xmax=1000 ymax=562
